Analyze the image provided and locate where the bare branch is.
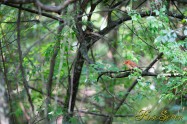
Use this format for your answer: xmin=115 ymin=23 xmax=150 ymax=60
xmin=35 ymin=0 xmax=76 ymax=13
xmin=76 ymin=110 xmax=134 ymax=117
xmin=3 ymin=3 xmax=64 ymax=22
xmin=171 ymin=0 xmax=185 ymax=18
xmin=0 ymin=0 xmax=34 ymax=4
xmin=46 ymin=23 xmax=64 ymax=104
xmin=97 ymin=69 xmax=185 ymax=80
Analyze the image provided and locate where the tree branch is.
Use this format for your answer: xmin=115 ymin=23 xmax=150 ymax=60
xmin=16 ymin=4 xmax=34 ymax=112
xmin=0 ymin=0 xmax=34 ymax=4
xmin=174 ymin=0 xmax=187 ymax=4
xmin=35 ymin=0 xmax=76 ymax=13
xmin=46 ymin=23 xmax=64 ymax=120
xmin=99 ymin=11 xmax=183 ymax=36
xmin=3 ymin=3 xmax=64 ymax=22
xmin=1 ymin=0 xmax=76 ymax=13
xmin=97 ymin=68 xmax=184 ymax=81
xmin=87 ymin=10 xmax=184 ymax=47
xmin=76 ymin=110 xmax=134 ymax=117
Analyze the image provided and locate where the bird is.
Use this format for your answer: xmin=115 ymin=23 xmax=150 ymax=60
xmin=124 ymin=60 xmax=138 ymax=69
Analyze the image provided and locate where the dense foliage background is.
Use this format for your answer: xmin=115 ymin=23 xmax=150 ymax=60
xmin=0 ymin=0 xmax=187 ymax=124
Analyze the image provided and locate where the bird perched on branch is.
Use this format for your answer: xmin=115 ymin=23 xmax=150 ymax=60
xmin=124 ymin=60 xmax=138 ymax=69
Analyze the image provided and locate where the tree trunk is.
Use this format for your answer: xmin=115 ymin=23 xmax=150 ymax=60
xmin=63 ymin=45 xmax=85 ymax=123
xmin=0 ymin=68 xmax=9 ymax=124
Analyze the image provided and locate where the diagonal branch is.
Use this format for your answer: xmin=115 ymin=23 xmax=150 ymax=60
xmin=46 ymin=23 xmax=64 ymax=104
xmin=99 ymin=11 xmax=184 ymax=36
xmin=171 ymin=0 xmax=185 ymax=18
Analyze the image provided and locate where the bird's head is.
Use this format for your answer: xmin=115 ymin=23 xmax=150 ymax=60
xmin=124 ymin=60 xmax=131 ymax=65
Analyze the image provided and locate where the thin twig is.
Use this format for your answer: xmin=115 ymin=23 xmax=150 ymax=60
xmin=116 ymin=14 xmax=158 ymax=51
xmin=76 ymin=110 xmax=134 ymax=117
xmin=28 ymin=85 xmax=64 ymax=105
